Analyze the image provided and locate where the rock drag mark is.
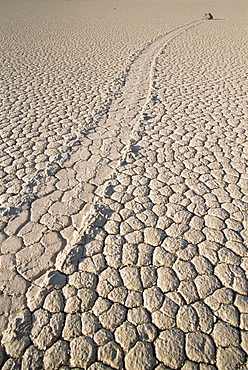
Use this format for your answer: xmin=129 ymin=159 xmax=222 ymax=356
xmin=0 ymin=20 xmax=203 ymax=369
xmin=1 ymin=18 xmax=247 ymax=369
xmin=0 ymin=19 xmax=203 ymax=271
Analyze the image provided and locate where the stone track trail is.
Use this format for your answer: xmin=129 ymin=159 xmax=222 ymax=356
xmin=1 ymin=17 xmax=248 ymax=370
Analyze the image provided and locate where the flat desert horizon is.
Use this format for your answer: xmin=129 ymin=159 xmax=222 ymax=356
xmin=0 ymin=1 xmax=248 ymax=369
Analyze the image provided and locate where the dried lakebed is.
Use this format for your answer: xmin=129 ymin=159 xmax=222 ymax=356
xmin=1 ymin=14 xmax=248 ymax=370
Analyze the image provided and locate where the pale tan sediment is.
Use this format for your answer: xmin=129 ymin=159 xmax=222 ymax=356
xmin=0 ymin=1 xmax=248 ymax=369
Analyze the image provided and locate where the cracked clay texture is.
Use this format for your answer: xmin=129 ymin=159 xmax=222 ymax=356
xmin=0 ymin=1 xmax=247 ymax=369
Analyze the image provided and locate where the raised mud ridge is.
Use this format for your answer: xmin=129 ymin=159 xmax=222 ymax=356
xmin=1 ymin=17 xmax=248 ymax=370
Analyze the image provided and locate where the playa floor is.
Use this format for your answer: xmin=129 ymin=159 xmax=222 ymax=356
xmin=0 ymin=1 xmax=248 ymax=369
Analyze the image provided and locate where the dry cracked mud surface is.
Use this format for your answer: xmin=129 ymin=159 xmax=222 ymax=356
xmin=0 ymin=1 xmax=248 ymax=369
